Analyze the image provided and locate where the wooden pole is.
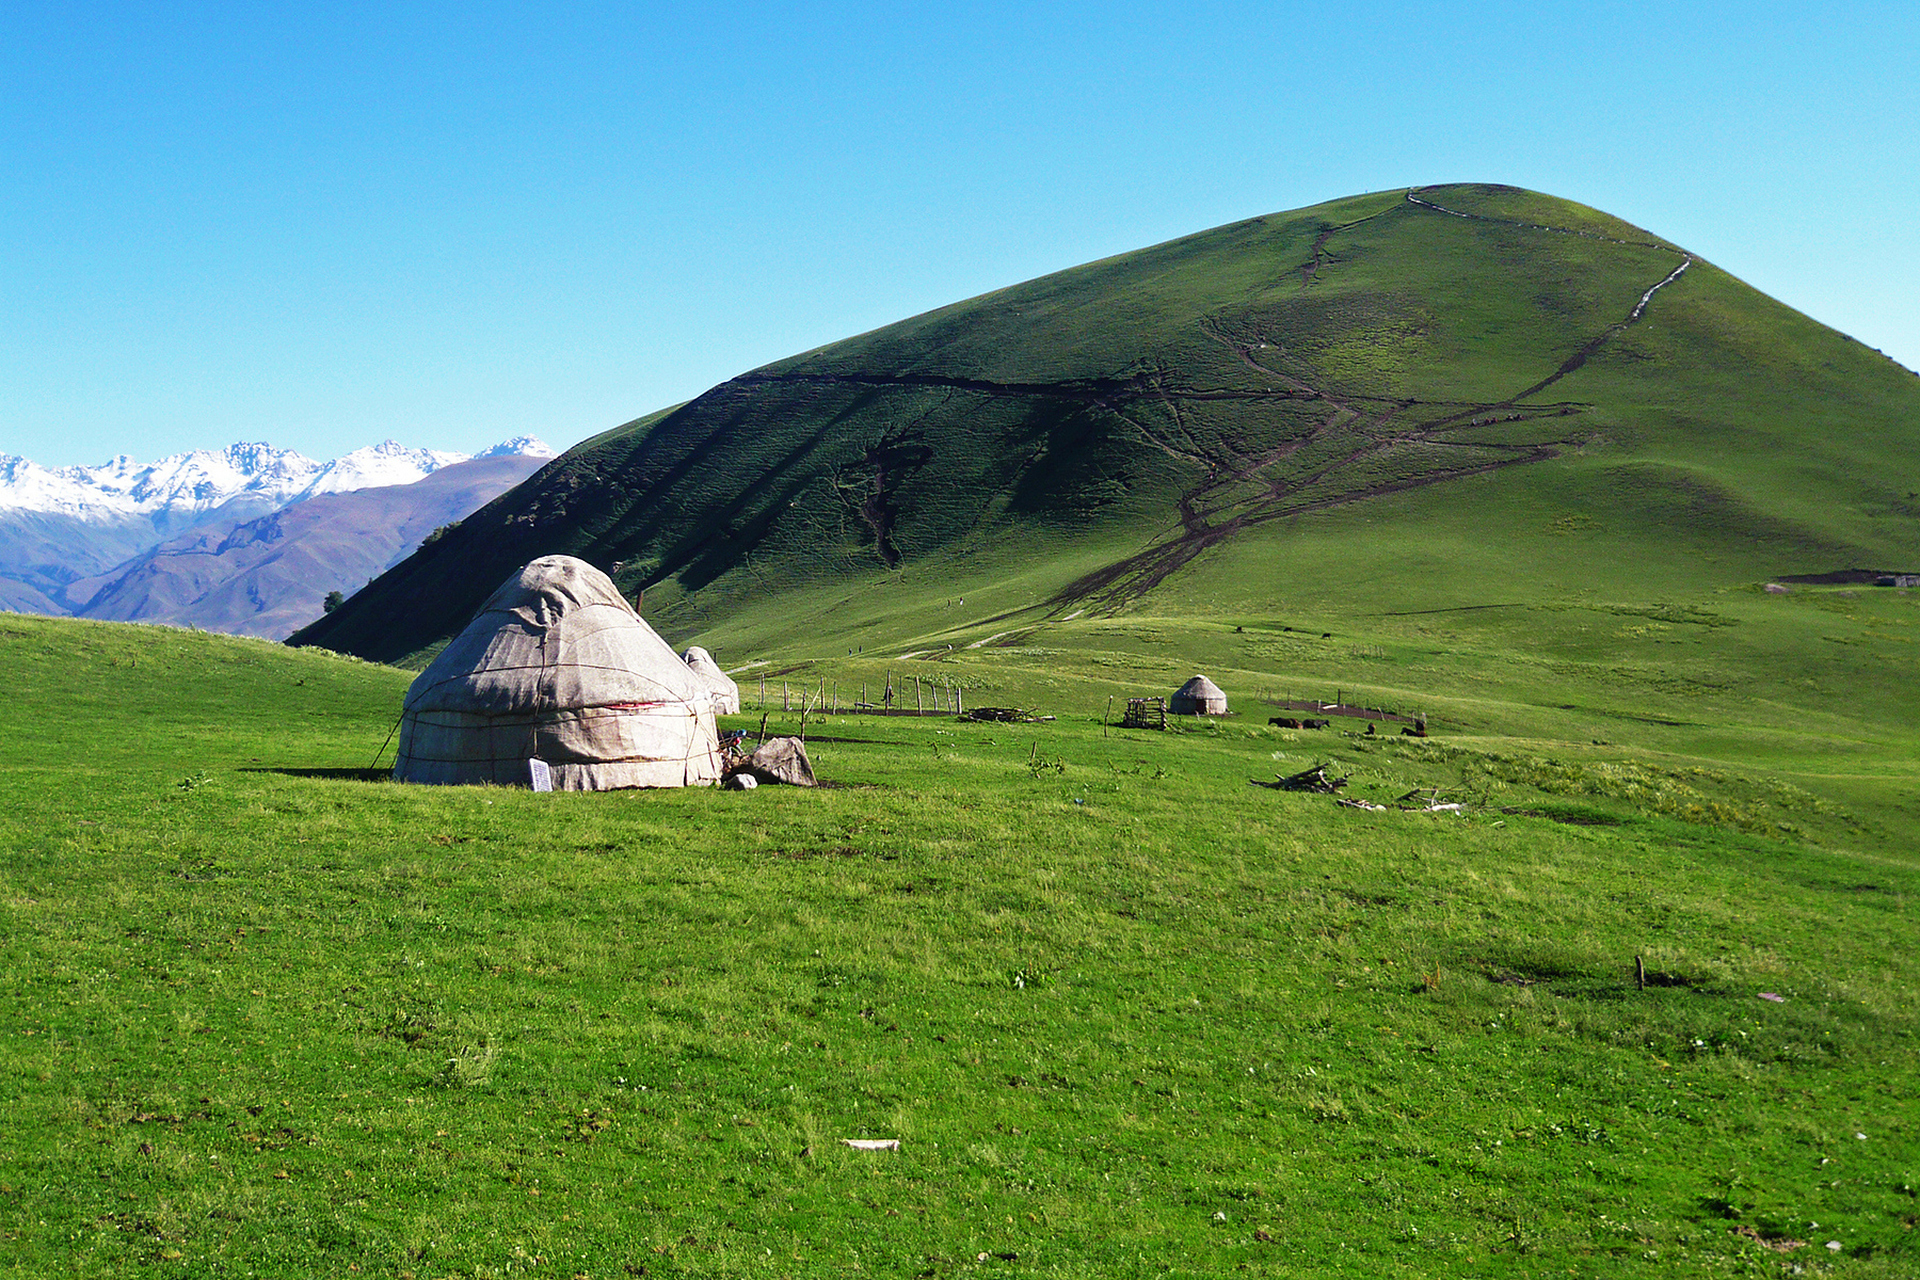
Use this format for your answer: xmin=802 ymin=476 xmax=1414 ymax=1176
xmin=916 ymin=676 xmax=923 ymax=715
xmin=759 ymin=675 xmax=766 ymax=709
xmin=783 ymin=681 xmax=789 ymax=711
xmin=1104 ymin=695 xmax=1112 ymax=738
xmin=1635 ymin=956 xmax=1646 ymax=991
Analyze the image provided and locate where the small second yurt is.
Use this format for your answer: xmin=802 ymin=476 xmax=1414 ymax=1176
xmin=1170 ymin=674 xmax=1229 ymax=716
xmin=393 ymin=556 xmax=722 ymax=789
xmin=681 ymin=646 xmax=741 ymax=715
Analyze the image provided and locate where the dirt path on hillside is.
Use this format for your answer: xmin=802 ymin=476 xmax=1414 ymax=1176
xmin=1403 ymin=188 xmax=1684 ymax=253
xmin=1298 ymin=205 xmax=1394 ymax=287
xmin=1039 ymin=194 xmax=1696 ymax=607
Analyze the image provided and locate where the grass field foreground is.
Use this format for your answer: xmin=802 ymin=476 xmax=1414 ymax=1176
xmin=3 ymin=615 xmax=1917 ymax=1277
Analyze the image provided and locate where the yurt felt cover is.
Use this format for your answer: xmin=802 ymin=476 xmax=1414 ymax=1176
xmin=681 ymin=646 xmax=741 ymax=715
xmin=1170 ymin=674 xmax=1229 ymax=716
xmin=394 ymin=556 xmax=722 ymax=789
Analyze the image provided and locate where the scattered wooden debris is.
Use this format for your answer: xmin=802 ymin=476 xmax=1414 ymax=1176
xmin=960 ymin=706 xmax=1045 ymax=723
xmin=1256 ymin=777 xmax=1467 ymax=813
xmin=1250 ymin=765 xmax=1348 ymax=793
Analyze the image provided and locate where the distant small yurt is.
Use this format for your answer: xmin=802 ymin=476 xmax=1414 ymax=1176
xmin=681 ymin=646 xmax=741 ymax=715
xmin=393 ymin=556 xmax=722 ymax=789
xmin=1170 ymin=674 xmax=1229 ymax=716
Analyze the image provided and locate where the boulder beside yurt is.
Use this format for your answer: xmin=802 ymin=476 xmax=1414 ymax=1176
xmin=393 ymin=556 xmax=722 ymax=789
xmin=681 ymin=645 xmax=741 ymax=715
xmin=1170 ymin=674 xmax=1229 ymax=716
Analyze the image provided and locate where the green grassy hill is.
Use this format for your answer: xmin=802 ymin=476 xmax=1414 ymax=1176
xmin=292 ymin=183 xmax=1920 ymax=670
xmin=4 ymin=613 xmax=1918 ymax=1276
xmin=14 ymin=185 xmax=1919 ymax=1274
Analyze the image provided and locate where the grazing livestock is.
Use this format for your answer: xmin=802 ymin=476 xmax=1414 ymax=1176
xmin=1302 ymin=718 xmax=1331 ymax=730
xmin=1270 ymin=716 xmax=1301 ymax=728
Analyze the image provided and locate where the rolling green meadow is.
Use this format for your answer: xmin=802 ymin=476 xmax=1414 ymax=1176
xmin=5 ymin=566 xmax=1918 ymax=1276
xmin=10 ymin=183 xmax=1920 ymax=1275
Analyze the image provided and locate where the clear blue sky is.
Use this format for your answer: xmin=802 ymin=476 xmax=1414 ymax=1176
xmin=3 ymin=1 xmax=1915 ymax=467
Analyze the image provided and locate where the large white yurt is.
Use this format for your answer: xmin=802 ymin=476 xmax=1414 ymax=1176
xmin=393 ymin=556 xmax=723 ymax=789
xmin=681 ymin=645 xmax=741 ymax=715
xmin=1170 ymin=674 xmax=1229 ymax=716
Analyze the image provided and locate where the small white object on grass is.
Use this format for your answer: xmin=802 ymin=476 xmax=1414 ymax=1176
xmin=840 ymin=1138 xmax=900 ymax=1151
xmin=1827 ymin=1241 xmax=1843 ymax=1252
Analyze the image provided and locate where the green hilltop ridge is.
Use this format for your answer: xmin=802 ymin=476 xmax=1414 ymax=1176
xmin=293 ymin=182 xmax=1920 ymax=668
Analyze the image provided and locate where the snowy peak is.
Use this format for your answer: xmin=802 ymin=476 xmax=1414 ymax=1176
xmin=300 ymin=440 xmax=469 ymax=498
xmin=0 ymin=436 xmax=555 ymax=520
xmin=121 ymin=443 xmax=325 ymax=509
xmin=475 ymin=435 xmax=558 ymax=460
xmin=0 ymin=442 xmax=324 ymax=519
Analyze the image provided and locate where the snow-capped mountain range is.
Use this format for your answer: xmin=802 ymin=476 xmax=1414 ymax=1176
xmin=0 ymin=435 xmax=555 ymax=521
xmin=0 ymin=435 xmax=558 ymax=621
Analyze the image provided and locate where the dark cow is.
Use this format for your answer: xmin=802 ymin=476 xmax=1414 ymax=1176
xmin=1269 ymin=716 xmax=1301 ymax=729
xmin=1302 ymin=718 xmax=1331 ymax=730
